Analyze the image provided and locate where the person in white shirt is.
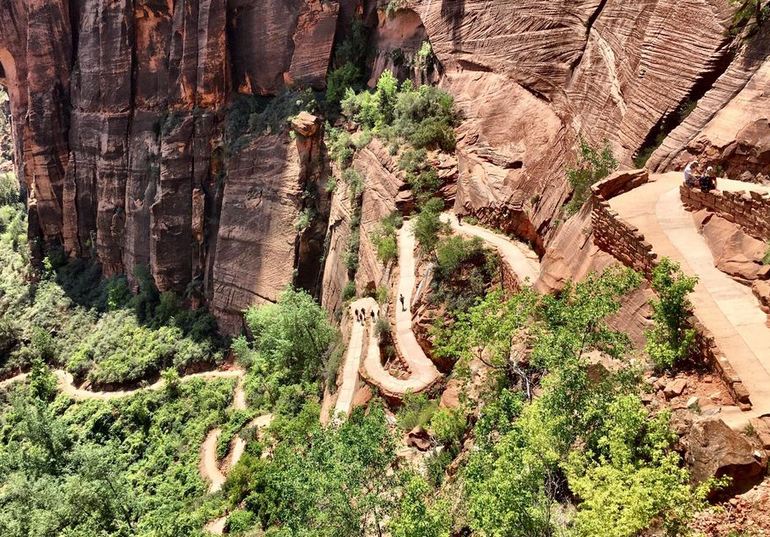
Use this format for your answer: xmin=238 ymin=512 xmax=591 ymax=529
xmin=683 ymin=160 xmax=699 ymax=187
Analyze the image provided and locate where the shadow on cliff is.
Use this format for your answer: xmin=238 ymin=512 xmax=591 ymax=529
xmin=440 ymin=0 xmax=465 ymax=46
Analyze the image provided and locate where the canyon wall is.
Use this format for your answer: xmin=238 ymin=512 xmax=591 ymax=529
xmin=1 ymin=0 xmax=768 ymax=330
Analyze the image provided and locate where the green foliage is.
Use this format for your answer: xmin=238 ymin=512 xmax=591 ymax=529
xmin=240 ymin=288 xmax=336 ymax=413
xmin=430 ymin=406 xmax=466 ymax=447
xmin=0 ymin=172 xmax=19 ymax=207
xmin=730 ymin=0 xmax=769 ymax=29
xmin=226 ymin=90 xmax=317 ymax=152
xmin=396 ymin=392 xmax=438 ymax=432
xmin=342 ymin=281 xmax=357 ymax=302
xmin=565 ymin=138 xmax=618 ymax=215
xmin=341 ymin=71 xmax=458 ymax=152
xmin=449 ymin=268 xmax=708 ymax=536
xmin=566 ymin=395 xmax=713 ymax=537
xmin=227 ymin=509 xmax=257 ymax=535
xmin=763 ymin=241 xmax=770 ymax=265
xmin=435 ymin=236 xmax=483 ymax=280
xmin=371 ymin=212 xmax=403 ymax=265
xmin=399 ymin=148 xmax=442 ymax=205
xmin=414 ymin=197 xmax=446 ymax=253
xmin=224 ymin=404 xmax=398 ymax=536
xmin=0 ymin=374 xmax=235 ymax=536
xmin=645 ymin=258 xmax=698 ymax=370
xmin=389 ymin=474 xmax=451 ymax=537
xmin=325 ymin=17 xmax=368 ymax=107
xmin=326 ymin=126 xmax=354 ymax=168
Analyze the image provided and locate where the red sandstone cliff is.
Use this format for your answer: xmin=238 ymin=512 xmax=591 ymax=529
xmin=1 ymin=0 xmax=768 ymax=330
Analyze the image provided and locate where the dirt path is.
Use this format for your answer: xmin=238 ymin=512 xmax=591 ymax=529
xmin=610 ymin=172 xmax=770 ymax=428
xmin=361 ymin=219 xmax=441 ymax=398
xmin=441 ymin=212 xmax=541 ymax=284
xmin=333 ymin=297 xmax=378 ymax=419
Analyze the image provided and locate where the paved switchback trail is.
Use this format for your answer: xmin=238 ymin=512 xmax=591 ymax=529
xmin=441 ymin=212 xmax=541 ymax=284
xmin=361 ymin=220 xmax=441 ymax=398
xmin=610 ymin=172 xmax=770 ymax=428
xmin=333 ymin=297 xmax=379 ymax=418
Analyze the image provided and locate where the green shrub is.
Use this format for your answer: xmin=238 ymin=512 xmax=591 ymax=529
xmin=435 ymin=236 xmax=484 ymax=280
xmin=342 ymin=281 xmax=357 ymax=301
xmin=645 ymin=258 xmax=698 ymax=370
xmin=227 ymin=509 xmax=257 ymax=535
xmin=341 ymin=71 xmax=458 ymax=152
xmin=0 ymin=172 xmax=19 ymax=206
xmin=414 ymin=197 xmax=446 ymax=253
xmin=326 ymin=127 xmax=354 ymax=168
xmin=565 ymin=138 xmax=617 ymax=215
xmin=763 ymin=241 xmax=770 ymax=265
xmin=326 ymin=62 xmax=362 ymax=105
xmin=430 ymin=407 xmax=466 ymax=446
xmin=342 ymin=168 xmax=364 ymax=199
xmin=371 ymin=212 xmax=402 ymax=265
xmin=397 ymin=392 xmax=438 ymax=431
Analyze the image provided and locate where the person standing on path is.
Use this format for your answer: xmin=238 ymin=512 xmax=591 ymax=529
xmin=399 ymin=293 xmax=406 ymax=312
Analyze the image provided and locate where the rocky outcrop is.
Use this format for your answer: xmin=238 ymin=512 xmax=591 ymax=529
xmin=650 ymin=29 xmax=770 ymax=176
xmin=0 ymin=0 xmax=341 ymax=331
xmin=684 ymin=417 xmax=766 ymax=497
xmin=694 ymin=210 xmax=770 ymax=283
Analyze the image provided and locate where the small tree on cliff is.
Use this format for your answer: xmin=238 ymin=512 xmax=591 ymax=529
xmin=645 ymin=258 xmax=698 ymax=370
xmin=565 ymin=138 xmax=617 ymax=216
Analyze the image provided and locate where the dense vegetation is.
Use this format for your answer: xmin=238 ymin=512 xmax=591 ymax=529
xmin=0 ymin=363 xmax=235 ymax=536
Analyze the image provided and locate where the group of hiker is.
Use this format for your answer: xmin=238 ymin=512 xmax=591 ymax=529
xmin=354 ymin=307 xmax=376 ymax=324
xmin=683 ymin=160 xmax=717 ymax=192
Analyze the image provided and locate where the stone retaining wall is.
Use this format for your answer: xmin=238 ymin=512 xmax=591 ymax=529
xmin=690 ymin=317 xmax=752 ymax=410
xmin=681 ymin=185 xmax=770 ymax=241
xmin=592 ymin=199 xmax=658 ymax=278
xmin=590 ymin=176 xmax=752 ymax=409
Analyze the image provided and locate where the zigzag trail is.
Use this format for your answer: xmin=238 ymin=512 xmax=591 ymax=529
xmin=358 ymin=215 xmax=541 ymax=401
xmin=0 ymin=366 xmax=270 ymax=536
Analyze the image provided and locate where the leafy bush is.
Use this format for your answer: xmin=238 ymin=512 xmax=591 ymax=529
xmin=763 ymin=241 xmax=770 ymax=265
xmin=397 ymin=392 xmax=438 ymax=431
xmin=0 ymin=172 xmax=19 ymax=206
xmin=645 ymin=258 xmax=698 ymax=370
xmin=430 ymin=407 xmax=466 ymax=447
xmin=227 ymin=509 xmax=257 ymax=535
xmin=342 ymin=281 xmax=357 ymax=301
xmin=414 ymin=197 xmax=446 ymax=253
xmin=371 ymin=212 xmax=403 ymax=265
xmin=241 ymin=288 xmax=336 ymax=413
xmin=399 ymin=148 xmax=442 ymax=205
xmin=341 ymin=71 xmax=458 ymax=152
xmin=565 ymin=138 xmax=617 ymax=215
xmin=435 ymin=236 xmax=484 ymax=280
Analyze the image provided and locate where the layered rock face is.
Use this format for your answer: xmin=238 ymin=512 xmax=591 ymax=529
xmin=0 ymin=0 xmax=339 ymax=331
xmin=3 ymin=0 xmax=769 ymax=332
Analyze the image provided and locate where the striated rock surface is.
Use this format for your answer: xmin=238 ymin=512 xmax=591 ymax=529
xmin=694 ymin=210 xmax=770 ymax=283
xmin=650 ymin=30 xmax=770 ymax=176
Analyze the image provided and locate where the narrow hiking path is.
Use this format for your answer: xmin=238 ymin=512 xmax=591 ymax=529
xmin=0 ymin=365 xmax=269 ymax=501
xmin=360 ymin=215 xmax=543 ymax=399
xmin=441 ymin=212 xmax=541 ymax=284
xmin=333 ymin=297 xmax=378 ymax=419
xmin=610 ymin=172 xmax=770 ymax=428
xmin=361 ymin=219 xmax=441 ymax=398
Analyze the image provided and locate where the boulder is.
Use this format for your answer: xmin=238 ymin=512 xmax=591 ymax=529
xmin=406 ymin=426 xmax=433 ymax=451
xmin=684 ymin=417 xmax=766 ymax=497
xmin=694 ymin=211 xmax=770 ymax=282
xmin=440 ymin=379 xmax=462 ymax=409
xmin=663 ymin=378 xmax=688 ymax=399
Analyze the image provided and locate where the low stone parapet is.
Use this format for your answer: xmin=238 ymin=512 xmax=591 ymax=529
xmin=680 ymin=185 xmax=770 ymax=241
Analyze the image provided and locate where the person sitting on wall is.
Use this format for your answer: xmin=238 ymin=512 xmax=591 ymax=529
xmin=683 ymin=159 xmax=700 ymax=187
xmin=699 ymin=166 xmax=717 ymax=193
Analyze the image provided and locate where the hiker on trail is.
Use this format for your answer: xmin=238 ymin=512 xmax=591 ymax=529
xmin=457 ymin=214 xmax=463 ymax=226
xmin=683 ymin=160 xmax=700 ymax=187
xmin=362 ymin=309 xmax=367 ymax=323
xmin=700 ymin=166 xmax=717 ymax=193
xmin=370 ymin=310 xmax=375 ymax=321
xmin=399 ymin=293 xmax=406 ymax=312
xmin=354 ymin=309 xmax=360 ymax=322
